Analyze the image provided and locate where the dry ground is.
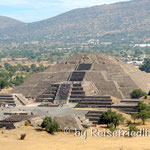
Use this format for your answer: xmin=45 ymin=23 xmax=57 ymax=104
xmin=1 ymin=125 xmax=150 ymax=150
xmin=0 ymin=88 xmax=13 ymax=94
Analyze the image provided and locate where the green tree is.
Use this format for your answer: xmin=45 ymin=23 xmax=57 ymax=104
xmin=0 ymin=79 xmax=9 ymax=90
xmin=98 ymin=110 xmax=125 ymax=128
xmin=41 ymin=116 xmax=52 ymax=131
xmin=130 ymin=89 xmax=147 ymax=99
xmin=131 ymin=113 xmax=139 ymax=124
xmin=31 ymin=64 xmax=36 ymax=70
xmin=139 ymin=58 xmax=150 ymax=73
xmin=139 ymin=110 xmax=150 ymax=125
xmin=126 ymin=120 xmax=132 ymax=126
xmin=138 ymin=101 xmax=148 ymax=112
xmin=41 ymin=116 xmax=59 ymax=135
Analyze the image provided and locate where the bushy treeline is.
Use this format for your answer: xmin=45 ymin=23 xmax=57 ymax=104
xmin=0 ymin=63 xmax=46 ymax=90
xmin=98 ymin=110 xmax=125 ymax=130
xmin=131 ymin=102 xmax=150 ymax=125
xmin=139 ymin=58 xmax=150 ymax=73
xmin=0 ymin=43 xmax=150 ymax=62
xmin=98 ymin=102 xmax=150 ymax=137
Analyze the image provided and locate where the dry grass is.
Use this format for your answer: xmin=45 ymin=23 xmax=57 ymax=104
xmin=1 ymin=126 xmax=150 ymax=150
xmin=0 ymin=88 xmax=13 ymax=94
xmin=111 ymin=96 xmax=120 ymax=103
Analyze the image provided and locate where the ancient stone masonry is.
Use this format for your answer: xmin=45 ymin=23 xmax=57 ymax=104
xmin=69 ymin=83 xmax=85 ymax=100
xmin=76 ymin=64 xmax=92 ymax=71
xmin=11 ymin=53 xmax=150 ymax=99
xmin=36 ymin=84 xmax=59 ymax=103
xmin=9 ymin=53 xmax=150 ymax=120
xmin=69 ymin=72 xmax=85 ymax=81
xmin=57 ymin=84 xmax=71 ymax=100
xmin=111 ymin=103 xmax=139 ymax=114
xmin=54 ymin=83 xmax=71 ymax=104
xmin=85 ymin=110 xmax=107 ymax=124
xmin=75 ymin=96 xmax=113 ymax=108
xmin=0 ymin=94 xmax=28 ymax=107
xmin=0 ymin=94 xmax=16 ymax=107
xmin=0 ymin=115 xmax=39 ymax=129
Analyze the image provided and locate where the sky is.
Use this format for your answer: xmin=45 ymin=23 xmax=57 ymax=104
xmin=0 ymin=0 xmax=130 ymax=23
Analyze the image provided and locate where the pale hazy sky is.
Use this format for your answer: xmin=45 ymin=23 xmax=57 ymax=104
xmin=0 ymin=0 xmax=130 ymax=22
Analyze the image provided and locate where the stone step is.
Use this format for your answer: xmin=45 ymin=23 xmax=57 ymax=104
xmin=36 ymin=98 xmax=54 ymax=102
xmin=0 ymin=98 xmax=14 ymax=100
xmin=88 ymin=117 xmax=100 ymax=122
xmin=70 ymin=94 xmax=85 ymax=98
xmin=71 ymin=91 xmax=85 ymax=94
xmin=0 ymin=95 xmax=13 ymax=98
xmin=0 ymin=101 xmax=15 ymax=104
xmin=39 ymin=94 xmax=56 ymax=98
xmin=72 ymin=84 xmax=82 ymax=87
xmin=72 ymin=87 xmax=83 ymax=90
xmin=79 ymin=101 xmax=113 ymax=104
xmin=85 ymin=114 xmax=102 ymax=118
xmin=75 ymin=104 xmax=112 ymax=108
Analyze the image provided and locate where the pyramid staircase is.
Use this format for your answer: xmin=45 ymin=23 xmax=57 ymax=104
xmin=36 ymin=84 xmax=59 ymax=103
xmin=69 ymin=83 xmax=85 ymax=101
xmin=75 ymin=96 xmax=113 ymax=108
xmin=76 ymin=64 xmax=92 ymax=71
xmin=69 ymin=72 xmax=85 ymax=81
xmin=0 ymin=94 xmax=16 ymax=107
xmin=69 ymin=83 xmax=114 ymax=108
xmin=54 ymin=83 xmax=71 ymax=104
xmin=13 ymin=94 xmax=30 ymax=106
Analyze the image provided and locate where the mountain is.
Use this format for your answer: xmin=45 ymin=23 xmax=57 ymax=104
xmin=1 ymin=0 xmax=150 ymax=43
xmin=0 ymin=16 xmax=24 ymax=30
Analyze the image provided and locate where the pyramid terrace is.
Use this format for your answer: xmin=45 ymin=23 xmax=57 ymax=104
xmin=1 ymin=53 xmax=150 ymax=127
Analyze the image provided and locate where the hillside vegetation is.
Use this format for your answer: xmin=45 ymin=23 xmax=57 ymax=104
xmin=0 ymin=0 xmax=150 ymax=43
xmin=0 ymin=16 xmax=24 ymax=30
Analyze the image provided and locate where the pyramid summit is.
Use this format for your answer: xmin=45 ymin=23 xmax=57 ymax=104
xmin=11 ymin=53 xmax=150 ymax=99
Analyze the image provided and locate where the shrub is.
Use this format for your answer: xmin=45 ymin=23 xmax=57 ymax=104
xmin=41 ymin=116 xmax=53 ymax=130
xmin=98 ymin=109 xmax=125 ymax=128
xmin=148 ymin=90 xmax=150 ymax=96
xmin=131 ymin=113 xmax=139 ymax=124
xmin=25 ymin=121 xmax=30 ymax=126
xmin=20 ymin=134 xmax=26 ymax=140
xmin=41 ymin=116 xmax=59 ymax=135
xmin=139 ymin=59 xmax=150 ymax=73
xmin=126 ymin=120 xmax=132 ymax=126
xmin=144 ymin=95 xmax=147 ymax=99
xmin=136 ymin=102 xmax=150 ymax=125
xmin=138 ymin=101 xmax=148 ymax=112
xmin=129 ymin=125 xmax=139 ymax=137
xmin=130 ymin=89 xmax=147 ymax=99
xmin=108 ymin=123 xmax=116 ymax=132
xmin=138 ymin=110 xmax=150 ymax=125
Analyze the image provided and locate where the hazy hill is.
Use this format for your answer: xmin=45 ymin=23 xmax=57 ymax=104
xmin=1 ymin=0 xmax=150 ymax=43
xmin=0 ymin=16 xmax=24 ymax=30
